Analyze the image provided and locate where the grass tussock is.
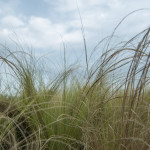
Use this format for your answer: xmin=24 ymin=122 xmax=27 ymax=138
xmin=0 ymin=23 xmax=150 ymax=149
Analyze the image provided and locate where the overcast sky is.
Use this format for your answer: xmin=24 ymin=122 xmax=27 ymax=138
xmin=0 ymin=0 xmax=150 ymax=62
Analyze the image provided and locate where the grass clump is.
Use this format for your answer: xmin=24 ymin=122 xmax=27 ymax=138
xmin=0 ymin=22 xmax=150 ymax=150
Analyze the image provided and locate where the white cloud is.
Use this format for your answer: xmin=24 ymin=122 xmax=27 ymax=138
xmin=23 ymin=16 xmax=82 ymax=48
xmin=63 ymin=30 xmax=82 ymax=42
xmin=28 ymin=16 xmax=65 ymax=34
xmin=0 ymin=0 xmax=149 ymax=54
xmin=1 ymin=15 xmax=24 ymax=27
xmin=0 ymin=15 xmax=83 ymax=50
xmin=43 ymin=0 xmax=150 ymax=41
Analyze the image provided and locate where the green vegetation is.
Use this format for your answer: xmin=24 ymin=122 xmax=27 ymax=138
xmin=0 ymin=26 xmax=150 ymax=150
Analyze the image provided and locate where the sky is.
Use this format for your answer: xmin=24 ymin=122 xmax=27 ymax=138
xmin=0 ymin=0 xmax=150 ymax=64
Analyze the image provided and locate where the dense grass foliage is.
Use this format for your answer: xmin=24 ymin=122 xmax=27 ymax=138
xmin=0 ymin=27 xmax=150 ymax=150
